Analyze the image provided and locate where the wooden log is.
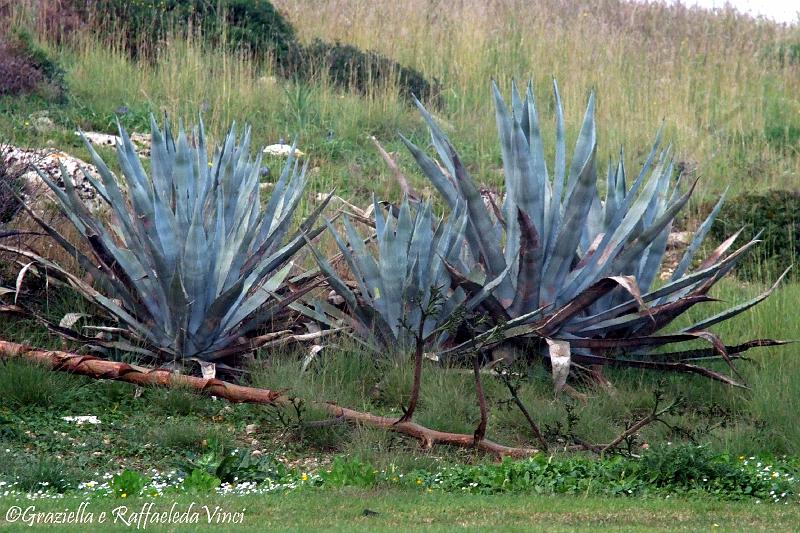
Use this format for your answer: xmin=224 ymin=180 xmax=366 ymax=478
xmin=0 ymin=339 xmax=539 ymax=459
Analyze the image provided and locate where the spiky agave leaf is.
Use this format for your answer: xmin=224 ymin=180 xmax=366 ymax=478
xmin=13 ymin=117 xmax=330 ymax=362
xmin=308 ymin=198 xmax=475 ymax=358
xmin=403 ymin=80 xmax=785 ymax=385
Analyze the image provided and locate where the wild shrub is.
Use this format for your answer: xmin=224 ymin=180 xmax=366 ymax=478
xmin=75 ymin=0 xmax=296 ymax=61
xmin=0 ymin=39 xmax=42 ymax=97
xmin=0 ymin=28 xmax=66 ymax=100
xmin=220 ymin=0 xmax=296 ymax=59
xmin=710 ymin=190 xmax=799 ymax=279
xmin=283 ymin=39 xmax=438 ymax=101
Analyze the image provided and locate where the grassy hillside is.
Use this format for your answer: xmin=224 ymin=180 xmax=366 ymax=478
xmin=276 ymin=0 xmax=800 ymax=199
xmin=2 ymin=0 xmax=800 ymax=207
xmin=0 ymin=0 xmax=799 ymax=514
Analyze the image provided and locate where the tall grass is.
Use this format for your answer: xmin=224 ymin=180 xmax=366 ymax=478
xmin=272 ymin=0 xmax=800 ymax=200
xmin=59 ymin=33 xmax=417 ymax=202
xmin=9 ymin=0 xmax=800 ymax=205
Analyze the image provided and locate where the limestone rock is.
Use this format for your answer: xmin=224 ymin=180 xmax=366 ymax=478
xmin=263 ymin=144 xmax=304 ymax=157
xmin=75 ymin=131 xmax=150 ymax=157
xmin=2 ymin=145 xmax=106 ymax=213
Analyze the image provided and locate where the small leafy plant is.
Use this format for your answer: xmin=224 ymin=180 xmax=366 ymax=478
xmin=215 ymin=450 xmax=288 ymax=485
xmin=179 ymin=442 xmax=289 ymax=486
xmin=110 ymin=469 xmax=148 ymax=498
xmin=181 ymin=468 xmax=221 ymax=493
xmin=319 ymin=457 xmax=379 ymax=487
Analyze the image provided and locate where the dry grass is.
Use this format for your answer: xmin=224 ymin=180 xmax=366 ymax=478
xmin=3 ymin=1 xmax=797 ymax=261
xmin=6 ymin=0 xmax=798 ymax=208
xmin=273 ymin=0 xmax=800 ymax=200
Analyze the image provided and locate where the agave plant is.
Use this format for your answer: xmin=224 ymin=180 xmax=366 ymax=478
xmin=2 ymin=117 xmax=331 ymax=363
xmin=400 ymin=80 xmax=786 ymax=387
xmin=305 ymin=198 xmax=476 ymax=357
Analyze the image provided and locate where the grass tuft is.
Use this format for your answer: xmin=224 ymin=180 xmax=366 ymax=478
xmin=0 ymin=359 xmax=85 ymax=409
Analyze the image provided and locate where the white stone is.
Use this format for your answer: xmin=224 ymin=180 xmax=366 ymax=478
xmin=76 ymin=131 xmax=121 ymax=147
xmin=62 ymin=416 xmax=101 ymax=425
xmin=667 ymin=231 xmax=693 ymax=248
xmin=2 ymin=146 xmax=106 ymax=212
xmin=263 ymin=144 xmax=304 ymax=157
xmin=75 ymin=131 xmax=150 ymax=157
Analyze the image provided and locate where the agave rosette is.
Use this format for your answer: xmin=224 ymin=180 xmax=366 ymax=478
xmin=3 ymin=118 xmax=331 ymax=362
xmin=400 ymin=80 xmax=786 ymax=386
xmin=305 ymin=198 xmax=481 ymax=357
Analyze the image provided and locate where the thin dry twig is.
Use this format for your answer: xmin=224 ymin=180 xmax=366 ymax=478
xmin=600 ymin=398 xmax=680 ymax=454
xmin=370 ymin=136 xmax=419 ymax=201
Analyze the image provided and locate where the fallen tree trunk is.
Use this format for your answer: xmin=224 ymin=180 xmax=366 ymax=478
xmin=0 ymin=339 xmax=538 ymax=459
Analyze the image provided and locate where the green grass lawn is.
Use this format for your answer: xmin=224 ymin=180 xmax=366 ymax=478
xmin=2 ymin=489 xmax=798 ymax=532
